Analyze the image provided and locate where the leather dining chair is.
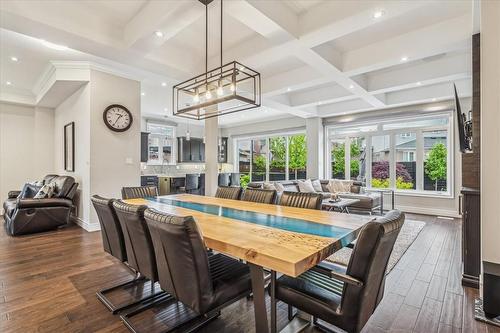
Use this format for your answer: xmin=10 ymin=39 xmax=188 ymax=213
xmin=215 ymin=186 xmax=242 ymax=200
xmin=273 ymin=210 xmax=405 ymax=333
xmin=121 ymin=186 xmax=158 ymax=200
xmin=241 ymin=188 xmax=277 ymax=204
xmin=279 ymin=191 xmax=323 ymax=210
xmin=92 ymin=195 xmax=157 ymax=313
xmin=111 ymin=201 xmax=167 ymax=309
xmin=121 ymin=207 xmax=253 ymax=333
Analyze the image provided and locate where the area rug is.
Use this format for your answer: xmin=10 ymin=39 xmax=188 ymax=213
xmin=326 ymin=220 xmax=426 ymax=273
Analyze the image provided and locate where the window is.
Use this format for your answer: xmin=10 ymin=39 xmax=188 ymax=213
xmin=236 ymin=133 xmax=307 ymax=182
xmin=288 ymin=134 xmax=306 ymax=180
xmin=252 ymin=139 xmax=267 ymax=182
xmin=269 ymin=137 xmax=286 ymax=181
xmin=326 ymin=114 xmax=452 ymax=195
xmin=371 ymin=135 xmax=391 ymax=189
xmin=146 ymin=123 xmax=175 ymax=165
xmin=423 ymin=130 xmax=448 ymax=191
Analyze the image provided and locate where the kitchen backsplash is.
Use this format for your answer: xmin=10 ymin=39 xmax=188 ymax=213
xmin=141 ymin=163 xmax=234 ymax=175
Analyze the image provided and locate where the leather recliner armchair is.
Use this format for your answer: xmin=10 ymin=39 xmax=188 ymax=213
xmin=3 ymin=175 xmax=78 ymax=236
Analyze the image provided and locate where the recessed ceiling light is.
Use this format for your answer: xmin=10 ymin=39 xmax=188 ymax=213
xmin=349 ymin=84 xmax=355 ymax=89
xmin=39 ymin=39 xmax=68 ymax=51
xmin=164 ymin=108 xmax=168 ymax=112
xmin=400 ymin=56 xmax=409 ymax=62
xmin=432 ymin=98 xmax=437 ymax=102
xmin=317 ymin=101 xmax=323 ymax=105
xmin=141 ymin=92 xmax=145 ymax=96
xmin=416 ymin=81 xmax=422 ymax=86
xmin=10 ymin=56 xmax=18 ymax=62
xmin=5 ymin=81 xmax=12 ymax=85
xmin=373 ymin=10 xmax=385 ymax=19
xmin=155 ymin=31 xmax=164 ymax=38
xmin=287 ymin=87 xmax=291 ymax=92
xmin=161 ymin=82 xmax=167 ymax=87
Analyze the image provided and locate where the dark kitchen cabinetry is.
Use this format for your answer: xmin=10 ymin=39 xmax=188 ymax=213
xmin=176 ymin=137 xmax=228 ymax=163
xmin=177 ymin=137 xmax=204 ymax=163
xmin=140 ymin=175 xmax=158 ymax=189
xmin=140 ymin=132 xmax=149 ymax=163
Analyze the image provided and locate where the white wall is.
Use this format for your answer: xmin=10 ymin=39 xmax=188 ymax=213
xmin=88 ymin=70 xmax=141 ymax=227
xmin=480 ymin=0 xmax=500 ymax=264
xmin=0 ymin=102 xmax=55 ymax=208
xmin=54 ymin=84 xmax=91 ymax=224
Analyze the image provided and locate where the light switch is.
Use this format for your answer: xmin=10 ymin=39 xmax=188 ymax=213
xmin=125 ymin=157 xmax=133 ymax=165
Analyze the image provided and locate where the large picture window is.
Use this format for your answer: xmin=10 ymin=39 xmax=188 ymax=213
xmin=236 ymin=133 xmax=306 ymax=183
xmin=326 ymin=114 xmax=452 ymax=195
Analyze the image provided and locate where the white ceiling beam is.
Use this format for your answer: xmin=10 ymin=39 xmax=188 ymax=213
xmin=229 ymin=0 xmax=385 ymax=110
xmin=366 ymin=51 xmax=471 ymax=94
xmin=262 ymin=65 xmax=324 ymax=96
xmin=384 ymin=78 xmax=471 ymax=105
xmin=123 ymin=1 xmax=203 ymax=53
xmin=299 ymin=0 xmax=429 ymax=48
xmin=342 ymin=14 xmax=472 ymax=76
xmin=263 ymin=98 xmax=316 ymax=118
xmin=288 ymin=83 xmax=353 ymax=108
xmin=316 ymin=99 xmax=374 ymax=117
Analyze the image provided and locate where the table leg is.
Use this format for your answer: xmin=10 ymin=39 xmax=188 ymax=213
xmin=248 ymin=263 xmax=270 ymax=333
xmin=271 ymin=270 xmax=277 ymax=333
xmin=391 ymin=190 xmax=395 ymax=210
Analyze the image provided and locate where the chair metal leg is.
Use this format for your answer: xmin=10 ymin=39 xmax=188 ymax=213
xmin=96 ymin=273 xmax=165 ymax=314
xmin=288 ymin=304 xmax=294 ymax=321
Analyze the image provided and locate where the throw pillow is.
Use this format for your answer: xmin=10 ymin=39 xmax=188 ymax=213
xmin=327 ymin=179 xmax=345 ymax=193
xmin=311 ymin=179 xmax=323 ymax=192
xmin=274 ymin=182 xmax=285 ymax=192
xmin=263 ymin=182 xmax=277 ymax=191
xmin=33 ymin=183 xmax=56 ymax=199
xmin=341 ymin=180 xmax=354 ymax=192
xmin=297 ymin=179 xmax=315 ymax=193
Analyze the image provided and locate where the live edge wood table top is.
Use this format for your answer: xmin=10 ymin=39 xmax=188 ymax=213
xmin=125 ymin=194 xmax=374 ymax=278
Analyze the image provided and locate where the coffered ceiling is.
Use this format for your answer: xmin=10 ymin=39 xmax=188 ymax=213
xmin=0 ymin=0 xmax=474 ymax=126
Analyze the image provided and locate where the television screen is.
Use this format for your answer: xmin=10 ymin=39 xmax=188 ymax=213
xmin=454 ymin=84 xmax=469 ymax=153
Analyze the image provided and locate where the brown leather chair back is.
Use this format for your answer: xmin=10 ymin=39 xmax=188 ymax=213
xmin=241 ymin=188 xmax=276 ymax=204
xmin=121 ymin=186 xmax=158 ymax=199
xmin=279 ymin=191 xmax=322 ymax=210
xmin=215 ymin=186 xmax=241 ymax=200
xmin=144 ymin=208 xmax=213 ymax=314
xmin=112 ymin=200 xmax=158 ymax=281
xmin=91 ymin=195 xmax=126 ymax=262
xmin=43 ymin=174 xmax=59 ymax=185
xmin=51 ymin=176 xmax=76 ymax=198
xmin=341 ymin=210 xmax=405 ymax=332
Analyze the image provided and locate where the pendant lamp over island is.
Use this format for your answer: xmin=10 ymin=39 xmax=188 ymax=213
xmin=172 ymin=0 xmax=261 ymax=120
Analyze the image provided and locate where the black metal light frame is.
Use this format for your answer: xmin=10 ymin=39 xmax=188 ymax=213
xmin=172 ymin=0 xmax=261 ymax=120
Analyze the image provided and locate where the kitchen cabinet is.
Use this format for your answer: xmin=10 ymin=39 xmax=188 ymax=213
xmin=140 ymin=132 xmax=149 ymax=163
xmin=177 ymin=137 xmax=204 ymax=162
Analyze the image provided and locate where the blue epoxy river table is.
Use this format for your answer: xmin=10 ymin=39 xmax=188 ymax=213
xmin=126 ymin=194 xmax=374 ymax=333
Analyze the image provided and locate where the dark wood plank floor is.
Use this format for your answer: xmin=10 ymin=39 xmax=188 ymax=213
xmin=1 ymin=214 xmax=499 ymax=333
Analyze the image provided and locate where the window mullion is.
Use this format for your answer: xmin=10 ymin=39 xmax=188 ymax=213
xmin=345 ymin=137 xmax=351 ymax=180
xmin=285 ymin=136 xmax=290 ymax=181
xmin=265 ymin=137 xmax=270 ymax=182
xmin=390 ymin=134 xmax=396 ymax=188
xmin=416 ymin=130 xmax=424 ymax=191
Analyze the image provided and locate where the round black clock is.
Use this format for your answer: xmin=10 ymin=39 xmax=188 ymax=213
xmin=103 ymin=104 xmax=133 ymax=132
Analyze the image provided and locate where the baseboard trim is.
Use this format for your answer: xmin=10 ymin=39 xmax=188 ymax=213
xmin=395 ymin=204 xmax=461 ymax=218
xmin=71 ymin=216 xmax=100 ymax=232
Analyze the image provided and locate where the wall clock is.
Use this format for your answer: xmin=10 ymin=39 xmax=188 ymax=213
xmin=103 ymin=104 xmax=133 ymax=132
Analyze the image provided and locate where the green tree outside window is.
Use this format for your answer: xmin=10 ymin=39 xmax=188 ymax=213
xmin=425 ymin=143 xmax=447 ymax=191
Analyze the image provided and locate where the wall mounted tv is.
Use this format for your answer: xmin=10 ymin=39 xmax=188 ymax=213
xmin=454 ymin=83 xmax=472 ymax=153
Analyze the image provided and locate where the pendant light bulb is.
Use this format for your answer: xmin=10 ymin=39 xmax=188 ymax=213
xmin=230 ymin=82 xmax=235 ymax=92
xmin=205 ymin=89 xmax=212 ymax=100
xmin=193 ymin=91 xmax=200 ymax=103
xmin=217 ymin=85 xmax=224 ymax=96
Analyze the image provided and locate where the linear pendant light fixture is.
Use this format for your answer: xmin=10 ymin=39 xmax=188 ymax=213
xmin=173 ymin=0 xmax=261 ymax=120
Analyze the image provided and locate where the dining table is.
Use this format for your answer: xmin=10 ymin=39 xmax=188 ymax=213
xmin=124 ymin=194 xmax=374 ymax=333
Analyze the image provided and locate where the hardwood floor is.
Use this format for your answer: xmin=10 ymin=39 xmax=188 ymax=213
xmin=1 ymin=214 xmax=499 ymax=333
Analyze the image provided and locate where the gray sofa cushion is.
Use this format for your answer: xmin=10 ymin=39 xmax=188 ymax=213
xmin=338 ymin=192 xmax=381 ymax=210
